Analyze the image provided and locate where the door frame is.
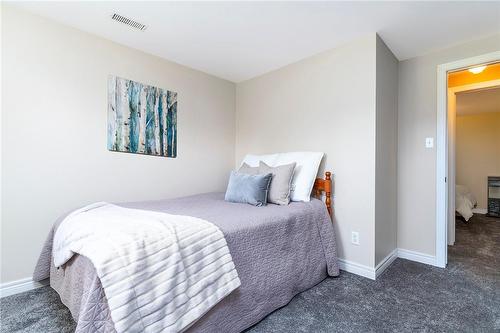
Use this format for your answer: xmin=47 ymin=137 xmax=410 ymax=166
xmin=436 ymin=51 xmax=500 ymax=268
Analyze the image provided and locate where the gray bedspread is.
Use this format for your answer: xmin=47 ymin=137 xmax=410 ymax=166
xmin=33 ymin=192 xmax=339 ymax=333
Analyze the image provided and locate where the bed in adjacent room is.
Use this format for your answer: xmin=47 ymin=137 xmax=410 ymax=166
xmin=456 ymin=184 xmax=478 ymax=222
xmin=33 ymin=152 xmax=339 ymax=333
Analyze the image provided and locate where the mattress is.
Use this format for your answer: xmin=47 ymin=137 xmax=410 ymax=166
xmin=33 ymin=192 xmax=339 ymax=333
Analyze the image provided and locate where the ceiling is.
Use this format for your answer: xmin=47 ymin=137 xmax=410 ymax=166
xmin=456 ymin=87 xmax=500 ymax=116
xmin=10 ymin=1 xmax=500 ymax=82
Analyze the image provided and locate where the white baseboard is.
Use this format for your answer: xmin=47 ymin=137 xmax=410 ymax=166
xmin=472 ymin=208 xmax=487 ymax=214
xmin=338 ymin=248 xmax=399 ymax=280
xmin=0 ymin=278 xmax=48 ymax=298
xmin=397 ymin=248 xmax=437 ymax=266
xmin=338 ymin=258 xmax=376 ymax=280
xmin=375 ymin=249 xmax=398 ymax=278
xmin=339 ymin=248 xmax=437 ymax=280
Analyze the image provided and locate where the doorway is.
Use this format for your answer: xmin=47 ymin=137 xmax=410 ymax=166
xmin=447 ymin=69 xmax=500 ymax=245
xmin=436 ymin=51 xmax=500 ymax=267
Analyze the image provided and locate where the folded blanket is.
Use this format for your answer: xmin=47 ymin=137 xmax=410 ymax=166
xmin=53 ymin=202 xmax=240 ymax=333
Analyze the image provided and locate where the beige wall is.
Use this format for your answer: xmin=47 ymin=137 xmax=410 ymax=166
xmin=4 ymin=4 xmax=497 ymax=284
xmin=456 ymin=112 xmax=500 ymax=209
xmin=236 ymin=35 xmax=378 ymax=267
xmin=375 ymin=36 xmax=398 ymax=265
xmin=1 ymin=6 xmax=236 ymax=283
xmin=398 ymin=34 xmax=500 ymax=256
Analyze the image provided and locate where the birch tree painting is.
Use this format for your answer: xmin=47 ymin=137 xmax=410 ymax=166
xmin=108 ymin=76 xmax=177 ymax=157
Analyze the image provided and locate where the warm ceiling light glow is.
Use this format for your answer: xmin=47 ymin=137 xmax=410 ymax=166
xmin=468 ymin=66 xmax=486 ymax=74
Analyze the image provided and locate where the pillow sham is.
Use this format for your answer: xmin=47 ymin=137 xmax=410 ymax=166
xmin=274 ymin=152 xmax=324 ymax=202
xmin=224 ymin=171 xmax=273 ymax=206
xmin=238 ymin=162 xmax=260 ymax=175
xmin=259 ymin=161 xmax=296 ymax=205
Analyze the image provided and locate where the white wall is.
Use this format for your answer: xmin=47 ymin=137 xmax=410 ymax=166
xmin=1 ymin=6 xmax=236 ymax=284
xmin=375 ymin=36 xmax=398 ymax=265
xmin=398 ymin=34 xmax=500 ymax=256
xmin=456 ymin=112 xmax=500 ymax=209
xmin=235 ymin=35 xmax=378 ymax=267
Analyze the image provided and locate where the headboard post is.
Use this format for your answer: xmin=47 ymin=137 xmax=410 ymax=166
xmin=324 ymin=172 xmax=332 ymax=217
xmin=312 ymin=171 xmax=333 ymax=218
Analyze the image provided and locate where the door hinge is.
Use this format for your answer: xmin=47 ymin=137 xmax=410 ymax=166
xmin=445 ymin=177 xmax=447 ymax=183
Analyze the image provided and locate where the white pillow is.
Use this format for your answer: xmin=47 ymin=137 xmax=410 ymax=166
xmin=240 ymin=152 xmax=324 ymax=202
xmin=274 ymin=152 xmax=324 ymax=202
xmin=241 ymin=153 xmax=279 ymax=167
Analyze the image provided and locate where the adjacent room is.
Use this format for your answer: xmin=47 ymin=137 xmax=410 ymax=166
xmin=452 ymin=70 xmax=500 ymax=219
xmin=448 ymin=63 xmax=500 ymax=225
xmin=446 ymin=63 xmax=500 ymax=295
xmin=1 ymin=1 xmax=499 ymax=332
xmin=456 ymin=85 xmax=500 ymax=219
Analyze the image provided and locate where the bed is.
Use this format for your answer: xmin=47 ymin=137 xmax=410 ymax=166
xmin=456 ymin=184 xmax=477 ymax=222
xmin=33 ymin=173 xmax=339 ymax=333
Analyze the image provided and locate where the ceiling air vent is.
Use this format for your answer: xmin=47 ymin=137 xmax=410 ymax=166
xmin=111 ymin=13 xmax=147 ymax=31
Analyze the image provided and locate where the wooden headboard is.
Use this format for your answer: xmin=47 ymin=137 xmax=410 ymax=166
xmin=312 ymin=171 xmax=332 ymax=217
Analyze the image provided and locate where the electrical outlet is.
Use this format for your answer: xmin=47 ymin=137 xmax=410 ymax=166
xmin=351 ymin=231 xmax=360 ymax=245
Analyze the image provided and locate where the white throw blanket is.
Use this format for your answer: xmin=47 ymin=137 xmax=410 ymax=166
xmin=53 ymin=202 xmax=241 ymax=333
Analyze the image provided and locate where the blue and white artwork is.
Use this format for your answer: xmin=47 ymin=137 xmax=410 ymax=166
xmin=107 ymin=76 xmax=177 ymax=157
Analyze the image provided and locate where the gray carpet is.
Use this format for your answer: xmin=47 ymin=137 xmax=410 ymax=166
xmin=1 ymin=214 xmax=499 ymax=332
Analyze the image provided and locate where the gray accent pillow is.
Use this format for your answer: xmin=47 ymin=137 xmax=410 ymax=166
xmin=259 ymin=161 xmax=296 ymax=205
xmin=238 ymin=162 xmax=260 ymax=175
xmin=225 ymin=171 xmax=273 ymax=206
